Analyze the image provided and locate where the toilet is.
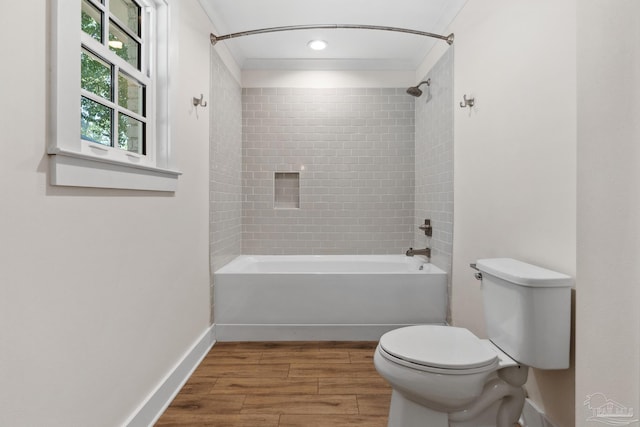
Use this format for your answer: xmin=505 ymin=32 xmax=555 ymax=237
xmin=374 ymin=258 xmax=572 ymax=427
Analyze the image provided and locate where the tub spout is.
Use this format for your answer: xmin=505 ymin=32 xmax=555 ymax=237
xmin=405 ymin=247 xmax=431 ymax=258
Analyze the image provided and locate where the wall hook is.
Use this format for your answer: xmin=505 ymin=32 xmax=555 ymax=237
xmin=193 ymin=94 xmax=207 ymax=108
xmin=459 ymin=94 xmax=475 ymax=108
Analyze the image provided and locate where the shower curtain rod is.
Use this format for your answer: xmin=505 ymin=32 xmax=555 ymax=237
xmin=210 ymin=24 xmax=454 ymax=46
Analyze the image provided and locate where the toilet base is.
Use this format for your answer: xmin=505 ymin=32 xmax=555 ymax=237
xmin=450 ymin=401 xmax=502 ymax=427
xmin=387 ymin=390 xmax=448 ymax=427
xmin=387 ymin=389 xmax=514 ymax=427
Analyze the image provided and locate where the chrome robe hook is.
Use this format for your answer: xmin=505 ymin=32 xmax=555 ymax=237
xmin=193 ymin=94 xmax=207 ymax=108
xmin=459 ymin=94 xmax=475 ymax=108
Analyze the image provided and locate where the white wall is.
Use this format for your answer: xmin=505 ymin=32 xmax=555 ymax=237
xmin=576 ymin=0 xmax=640 ymax=423
xmin=242 ymin=70 xmax=414 ymax=89
xmin=0 ymin=1 xmax=212 ymax=426
xmin=418 ymin=0 xmax=577 ymax=425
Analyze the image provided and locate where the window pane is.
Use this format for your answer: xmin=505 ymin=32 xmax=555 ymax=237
xmin=110 ymin=0 xmax=141 ymax=36
xmin=109 ymin=21 xmax=140 ymax=70
xmin=118 ymin=114 xmax=145 ymax=154
xmin=81 ymin=0 xmax=102 ymax=42
xmin=118 ymin=72 xmax=145 ymax=115
xmin=81 ymin=48 xmax=112 ymax=101
xmin=81 ymin=97 xmax=112 ymax=146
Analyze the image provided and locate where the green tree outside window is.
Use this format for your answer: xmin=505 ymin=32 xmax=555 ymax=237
xmin=81 ymin=4 xmax=143 ymax=153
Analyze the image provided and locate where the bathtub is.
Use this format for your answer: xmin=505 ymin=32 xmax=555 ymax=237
xmin=213 ymin=255 xmax=447 ymax=341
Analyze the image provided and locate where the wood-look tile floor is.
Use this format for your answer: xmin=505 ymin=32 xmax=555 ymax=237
xmin=156 ymin=342 xmax=391 ymax=427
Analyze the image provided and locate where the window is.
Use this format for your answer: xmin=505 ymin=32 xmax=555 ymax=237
xmin=49 ymin=0 xmax=179 ymax=191
xmin=81 ymin=0 xmax=146 ymax=155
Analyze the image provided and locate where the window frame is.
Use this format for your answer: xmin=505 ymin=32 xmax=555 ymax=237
xmin=49 ymin=0 xmax=179 ymax=191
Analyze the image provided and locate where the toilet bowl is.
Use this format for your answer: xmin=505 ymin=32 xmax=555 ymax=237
xmin=374 ymin=325 xmax=525 ymax=427
xmin=374 ymin=258 xmax=573 ymax=427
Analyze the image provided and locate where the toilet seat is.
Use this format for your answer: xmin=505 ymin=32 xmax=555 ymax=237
xmin=378 ymin=325 xmax=500 ymax=374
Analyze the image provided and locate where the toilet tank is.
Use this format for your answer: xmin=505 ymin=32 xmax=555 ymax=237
xmin=476 ymin=258 xmax=572 ymax=369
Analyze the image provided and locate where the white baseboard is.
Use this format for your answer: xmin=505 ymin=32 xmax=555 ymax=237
xmin=214 ymin=323 xmax=445 ymax=341
xmin=521 ymin=398 xmax=557 ymax=427
xmin=124 ymin=324 xmax=216 ymax=427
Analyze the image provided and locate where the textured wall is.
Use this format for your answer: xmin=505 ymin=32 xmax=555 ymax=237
xmin=242 ymin=88 xmax=415 ymax=255
xmin=414 ymin=48 xmax=454 ymax=279
xmin=576 ymin=0 xmax=640 ymax=423
xmin=209 ymin=48 xmax=242 ymax=321
xmin=0 ymin=1 xmax=212 ymax=425
xmin=447 ymin=0 xmax=577 ymax=425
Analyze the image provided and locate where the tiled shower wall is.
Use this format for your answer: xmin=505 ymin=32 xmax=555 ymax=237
xmin=414 ymin=49 xmax=454 ymax=281
xmin=209 ymin=49 xmax=242 ymax=320
xmin=242 ymin=88 xmax=415 ymax=254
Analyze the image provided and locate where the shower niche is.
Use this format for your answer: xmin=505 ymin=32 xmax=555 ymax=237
xmin=274 ymin=172 xmax=300 ymax=209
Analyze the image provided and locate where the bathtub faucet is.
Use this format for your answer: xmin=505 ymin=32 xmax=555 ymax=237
xmin=406 ymin=247 xmax=431 ymax=258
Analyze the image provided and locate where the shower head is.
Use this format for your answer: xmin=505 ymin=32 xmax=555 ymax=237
xmin=406 ymin=86 xmax=423 ymax=97
xmin=406 ymin=79 xmax=431 ymax=97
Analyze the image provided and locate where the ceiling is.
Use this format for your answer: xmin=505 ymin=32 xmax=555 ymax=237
xmin=200 ymin=0 xmax=467 ymax=71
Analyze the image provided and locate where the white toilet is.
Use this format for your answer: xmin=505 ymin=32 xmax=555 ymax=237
xmin=374 ymin=258 xmax=572 ymax=427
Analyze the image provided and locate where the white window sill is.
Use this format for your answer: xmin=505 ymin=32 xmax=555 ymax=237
xmin=49 ymin=148 xmax=181 ymax=192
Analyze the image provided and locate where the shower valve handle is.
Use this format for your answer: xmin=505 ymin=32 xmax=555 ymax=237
xmin=418 ymin=219 xmax=433 ymax=237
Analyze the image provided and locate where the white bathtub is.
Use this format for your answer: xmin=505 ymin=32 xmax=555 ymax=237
xmin=213 ymin=255 xmax=448 ymax=341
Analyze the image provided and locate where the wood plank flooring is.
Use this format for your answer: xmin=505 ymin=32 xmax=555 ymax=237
xmin=156 ymin=342 xmax=391 ymax=427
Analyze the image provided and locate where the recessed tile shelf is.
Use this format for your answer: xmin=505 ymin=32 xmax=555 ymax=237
xmin=274 ymin=172 xmax=300 ymax=209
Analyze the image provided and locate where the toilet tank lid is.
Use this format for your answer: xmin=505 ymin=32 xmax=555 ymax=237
xmin=476 ymin=258 xmax=573 ymax=288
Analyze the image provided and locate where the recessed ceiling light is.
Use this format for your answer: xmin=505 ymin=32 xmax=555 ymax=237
xmin=307 ymin=40 xmax=328 ymax=51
